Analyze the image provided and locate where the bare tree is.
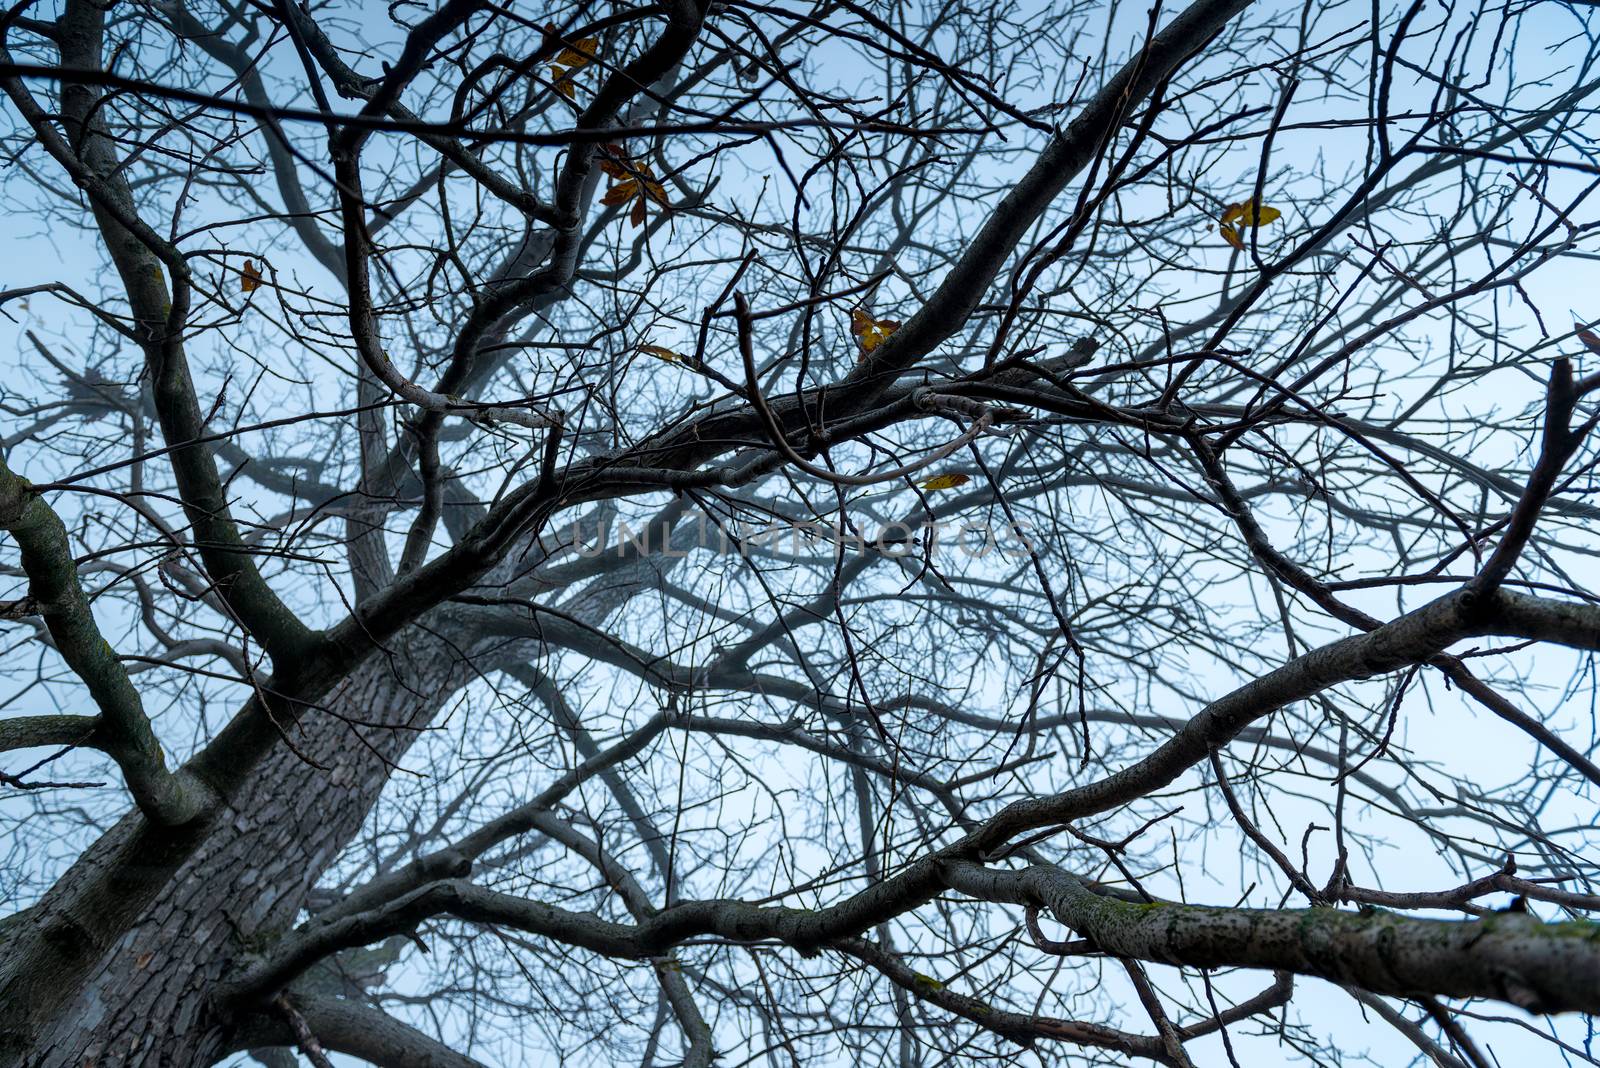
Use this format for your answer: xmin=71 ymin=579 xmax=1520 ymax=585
xmin=1 ymin=0 xmax=1599 ymax=1064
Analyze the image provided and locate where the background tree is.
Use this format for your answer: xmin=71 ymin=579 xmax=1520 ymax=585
xmin=1 ymin=0 xmax=1600 ymax=1064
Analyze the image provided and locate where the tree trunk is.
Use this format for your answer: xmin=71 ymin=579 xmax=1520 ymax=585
xmin=16 ymin=625 xmax=484 ymax=1068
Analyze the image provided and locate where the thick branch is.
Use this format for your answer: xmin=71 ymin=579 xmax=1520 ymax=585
xmin=0 ymin=455 xmax=212 ymax=822
xmin=941 ymin=862 xmax=1600 ymax=1014
xmin=228 ymin=995 xmax=492 ymax=1068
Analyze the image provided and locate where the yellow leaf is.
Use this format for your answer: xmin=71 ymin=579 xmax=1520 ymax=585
xmin=639 ymin=344 xmax=681 ymax=363
xmin=553 ymin=38 xmax=596 ymax=67
xmin=851 ymin=308 xmax=900 ymax=355
xmin=545 ymin=33 xmax=597 ymax=99
xmin=1221 ymin=198 xmax=1280 ymax=225
xmin=1218 ymin=197 xmax=1281 ymax=248
xmin=918 ymin=473 xmax=970 ymax=492
xmin=240 ymin=259 xmax=262 ymax=294
xmin=545 ymin=24 xmax=597 ymax=66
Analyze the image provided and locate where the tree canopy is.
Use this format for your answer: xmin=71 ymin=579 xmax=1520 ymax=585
xmin=2 ymin=0 xmax=1600 ymax=1065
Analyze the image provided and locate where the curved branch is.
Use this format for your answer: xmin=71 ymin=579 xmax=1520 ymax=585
xmin=227 ymin=995 xmax=493 ymax=1068
xmin=0 ymin=454 xmax=212 ymax=822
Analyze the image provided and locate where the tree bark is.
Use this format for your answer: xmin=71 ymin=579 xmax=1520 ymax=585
xmin=10 ymin=622 xmax=488 ymax=1067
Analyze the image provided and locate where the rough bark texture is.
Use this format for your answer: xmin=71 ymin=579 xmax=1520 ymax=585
xmin=24 ymin=623 xmax=483 ymax=1067
xmin=0 ymin=514 xmax=667 ymax=1066
xmin=943 ymin=863 xmax=1600 ymax=1015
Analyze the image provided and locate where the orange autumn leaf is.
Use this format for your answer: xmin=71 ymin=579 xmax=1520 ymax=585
xmin=240 ymin=259 xmax=262 ymax=293
xmin=851 ymin=308 xmax=900 ymax=355
xmin=601 ymin=152 xmax=669 ymax=228
xmin=600 ymin=181 xmax=638 ymax=206
xmin=599 ymin=144 xmax=631 ymax=179
xmin=918 ymin=473 xmax=970 ymax=491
